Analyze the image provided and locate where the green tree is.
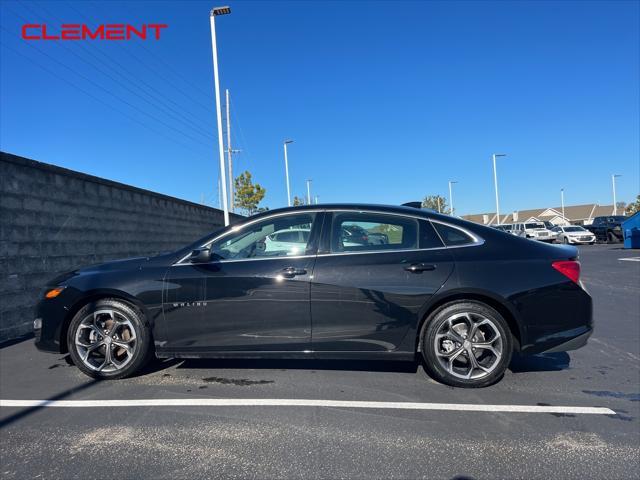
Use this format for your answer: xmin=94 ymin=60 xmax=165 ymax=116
xmin=422 ymin=195 xmax=450 ymax=214
xmin=625 ymin=195 xmax=640 ymax=216
xmin=234 ymin=171 xmax=266 ymax=215
xmin=292 ymin=196 xmax=305 ymax=206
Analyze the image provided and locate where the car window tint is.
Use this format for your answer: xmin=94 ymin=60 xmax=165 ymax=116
xmin=433 ymin=222 xmax=476 ymax=246
xmin=275 ymin=231 xmax=300 ymax=242
xmin=211 ymin=213 xmax=316 ymax=260
xmin=419 ymin=220 xmax=444 ymax=248
xmin=331 ymin=212 xmax=418 ymax=253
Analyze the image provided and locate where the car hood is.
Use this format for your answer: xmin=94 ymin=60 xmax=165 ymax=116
xmin=47 ymin=253 xmax=176 ymax=286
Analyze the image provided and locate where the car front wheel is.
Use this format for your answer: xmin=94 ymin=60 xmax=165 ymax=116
xmin=421 ymin=301 xmax=513 ymax=388
xmin=67 ymin=298 xmax=153 ymax=379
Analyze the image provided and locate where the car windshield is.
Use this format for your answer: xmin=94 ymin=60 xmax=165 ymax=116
xmin=611 ymin=216 xmax=627 ymax=222
xmin=564 ymin=226 xmax=586 ymax=232
xmin=525 ymin=223 xmax=545 ymax=229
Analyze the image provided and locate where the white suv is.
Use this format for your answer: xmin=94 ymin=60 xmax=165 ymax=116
xmin=512 ymin=222 xmax=555 ymax=242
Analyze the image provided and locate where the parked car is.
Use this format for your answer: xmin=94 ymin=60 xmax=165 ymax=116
xmin=34 ymin=204 xmax=592 ymax=388
xmin=584 ymin=216 xmax=627 ymax=243
xmin=264 ymin=228 xmax=310 ymax=255
xmin=551 ymin=226 xmax=596 ymax=245
xmin=511 ymin=222 xmax=556 ymax=242
xmin=492 ymin=224 xmax=514 ymax=234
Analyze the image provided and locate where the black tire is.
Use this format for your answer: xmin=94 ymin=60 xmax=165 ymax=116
xmin=421 ymin=301 xmax=513 ymax=388
xmin=607 ymin=231 xmax=619 ymax=244
xmin=67 ymin=298 xmax=153 ymax=380
xmin=563 ymin=237 xmax=569 ymax=244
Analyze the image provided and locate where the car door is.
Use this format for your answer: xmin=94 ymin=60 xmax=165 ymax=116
xmin=163 ymin=211 xmax=322 ymax=353
xmin=310 ymin=211 xmax=455 ymax=352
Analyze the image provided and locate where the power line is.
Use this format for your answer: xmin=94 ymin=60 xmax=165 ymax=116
xmin=68 ymin=0 xmax=217 ymax=115
xmin=81 ymin=1 xmax=215 ymax=101
xmin=0 ymin=24 xmax=215 ymax=151
xmin=0 ymin=31 xmax=211 ymax=158
xmin=13 ymin=3 xmax=215 ymax=141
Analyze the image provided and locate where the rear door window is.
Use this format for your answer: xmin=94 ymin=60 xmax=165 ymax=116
xmin=432 ymin=222 xmax=476 ymax=247
xmin=331 ymin=212 xmax=418 ymax=253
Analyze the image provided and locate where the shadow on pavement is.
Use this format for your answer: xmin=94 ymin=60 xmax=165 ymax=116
xmin=508 ymin=352 xmax=570 ymax=373
xmin=140 ymin=353 xmax=571 ymax=376
xmin=0 ymin=379 xmax=99 ymax=429
xmin=0 ymin=333 xmax=34 ymax=350
xmin=170 ymin=358 xmax=420 ymax=374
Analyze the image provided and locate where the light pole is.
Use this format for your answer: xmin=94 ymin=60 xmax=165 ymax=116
xmin=492 ymin=153 xmax=506 ymax=224
xmin=283 ymin=140 xmax=293 ymax=206
xmin=448 ymin=181 xmax=458 ymax=216
xmin=561 ymin=188 xmax=565 ymax=224
xmin=612 ymin=174 xmax=622 ymax=215
xmin=306 ymin=179 xmax=312 ymax=205
xmin=209 ymin=6 xmax=231 ymax=226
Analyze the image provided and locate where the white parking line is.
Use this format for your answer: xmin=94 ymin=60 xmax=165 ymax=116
xmin=619 ymin=257 xmax=640 ymax=262
xmin=0 ymin=398 xmax=615 ymax=415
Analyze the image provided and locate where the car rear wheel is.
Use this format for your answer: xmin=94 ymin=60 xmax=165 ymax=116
xmin=421 ymin=301 xmax=513 ymax=388
xmin=67 ymin=299 xmax=153 ymax=379
xmin=607 ymin=231 xmax=619 ymax=244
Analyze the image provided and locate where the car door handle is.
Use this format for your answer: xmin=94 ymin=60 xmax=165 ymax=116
xmin=281 ymin=267 xmax=307 ymax=278
xmin=404 ymin=263 xmax=436 ymax=273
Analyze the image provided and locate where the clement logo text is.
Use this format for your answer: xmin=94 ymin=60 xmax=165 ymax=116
xmin=21 ymin=24 xmax=168 ymax=41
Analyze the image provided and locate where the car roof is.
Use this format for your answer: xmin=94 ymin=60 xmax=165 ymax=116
xmin=248 ymin=203 xmax=452 ymax=221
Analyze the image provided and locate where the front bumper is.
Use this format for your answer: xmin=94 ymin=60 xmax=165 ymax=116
xmin=34 ymin=289 xmax=78 ymax=353
xmin=567 ymin=237 xmax=596 ymax=244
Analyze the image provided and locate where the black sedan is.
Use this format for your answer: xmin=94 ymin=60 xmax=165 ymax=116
xmin=34 ymin=204 xmax=592 ymax=388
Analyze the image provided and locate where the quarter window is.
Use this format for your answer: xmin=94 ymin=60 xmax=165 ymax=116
xmin=432 ymin=222 xmax=476 ymax=247
xmin=331 ymin=212 xmax=418 ymax=253
xmin=210 ymin=213 xmax=316 ymax=260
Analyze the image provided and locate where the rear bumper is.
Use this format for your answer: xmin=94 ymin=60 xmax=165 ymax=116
xmin=541 ymin=327 xmax=593 ymax=353
xmin=517 ymin=280 xmax=593 ymax=355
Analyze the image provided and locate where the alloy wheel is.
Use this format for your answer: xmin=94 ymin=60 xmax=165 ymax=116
xmin=74 ymin=310 xmax=137 ymax=372
xmin=433 ymin=312 xmax=503 ymax=380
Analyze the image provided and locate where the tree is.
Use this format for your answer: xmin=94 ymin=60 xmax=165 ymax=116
xmin=626 ymin=195 xmax=640 ymax=216
xmin=292 ymin=196 xmax=305 ymax=206
xmin=421 ymin=195 xmax=450 ymax=214
xmin=234 ymin=171 xmax=266 ymax=215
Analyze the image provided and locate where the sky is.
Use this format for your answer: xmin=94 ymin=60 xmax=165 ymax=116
xmin=1 ymin=0 xmax=638 ymax=216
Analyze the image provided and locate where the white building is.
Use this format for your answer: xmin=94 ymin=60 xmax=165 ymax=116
xmin=462 ymin=203 xmax=617 ymax=226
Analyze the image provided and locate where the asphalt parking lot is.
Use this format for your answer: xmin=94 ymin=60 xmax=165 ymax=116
xmin=1 ymin=244 xmax=639 ymax=479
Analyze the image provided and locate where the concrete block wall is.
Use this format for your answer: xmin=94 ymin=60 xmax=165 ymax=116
xmin=0 ymin=152 xmax=242 ymax=341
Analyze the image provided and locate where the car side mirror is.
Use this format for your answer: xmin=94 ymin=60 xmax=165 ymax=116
xmin=189 ymin=247 xmax=211 ymax=263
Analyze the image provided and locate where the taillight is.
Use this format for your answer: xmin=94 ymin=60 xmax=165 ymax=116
xmin=552 ymin=260 xmax=581 ymax=283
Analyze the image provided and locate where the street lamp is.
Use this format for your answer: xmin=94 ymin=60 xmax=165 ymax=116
xmin=612 ymin=174 xmax=622 ymax=215
xmin=492 ymin=153 xmax=506 ymax=224
xmin=306 ymin=179 xmax=312 ymax=205
xmin=209 ymin=6 xmax=231 ymax=225
xmin=561 ymin=188 xmax=565 ymax=224
xmin=448 ymin=181 xmax=458 ymax=216
xmin=283 ymin=140 xmax=293 ymax=206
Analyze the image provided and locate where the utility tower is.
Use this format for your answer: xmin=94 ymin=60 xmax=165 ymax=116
xmin=225 ymin=89 xmax=241 ymax=211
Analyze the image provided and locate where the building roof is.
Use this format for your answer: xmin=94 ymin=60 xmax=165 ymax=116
xmin=462 ymin=204 xmax=616 ymax=225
